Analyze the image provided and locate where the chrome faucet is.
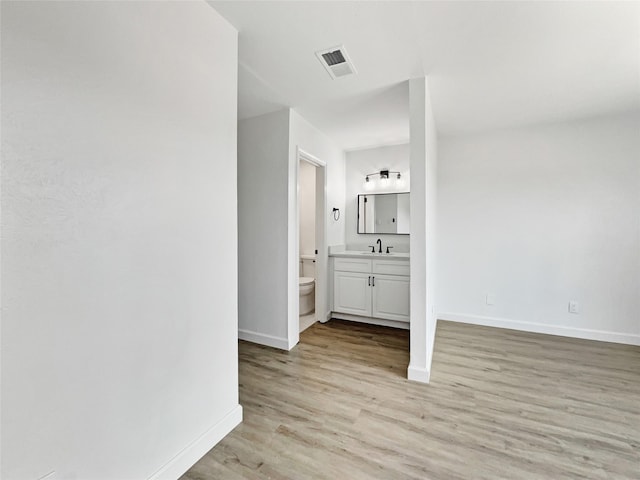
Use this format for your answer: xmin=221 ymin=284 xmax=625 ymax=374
xmin=376 ymin=238 xmax=382 ymax=253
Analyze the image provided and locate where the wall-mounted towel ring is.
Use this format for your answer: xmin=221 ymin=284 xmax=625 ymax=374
xmin=332 ymin=208 xmax=340 ymax=221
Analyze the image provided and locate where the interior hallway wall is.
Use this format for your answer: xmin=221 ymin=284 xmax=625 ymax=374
xmin=289 ymin=110 xmax=346 ymax=344
xmin=438 ymin=112 xmax=640 ymax=345
xmin=238 ymin=109 xmax=345 ymax=349
xmin=238 ymin=110 xmax=291 ymax=345
xmin=1 ymin=2 xmax=241 ymax=479
xmin=290 ymin=110 xmax=346 ymax=250
xmin=408 ymin=77 xmax=438 ymax=384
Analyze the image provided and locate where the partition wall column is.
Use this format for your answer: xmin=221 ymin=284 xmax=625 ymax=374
xmin=408 ymin=77 xmax=438 ymax=383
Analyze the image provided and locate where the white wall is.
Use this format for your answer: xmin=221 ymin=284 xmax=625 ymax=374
xmin=345 ymin=144 xmax=410 ymax=251
xmin=1 ymin=2 xmax=241 ymax=479
xmin=425 ymin=89 xmax=439 ymax=372
xmin=299 ymin=160 xmax=316 ymax=257
xmin=237 ymin=109 xmax=345 ymax=349
xmin=290 ymin=110 xmax=346 ymax=250
xmin=438 ymin=113 xmax=640 ymax=345
xmin=289 ymin=110 xmax=346 ymax=343
xmin=408 ymin=77 xmax=438 ymax=383
xmin=238 ymin=110 xmax=290 ymax=346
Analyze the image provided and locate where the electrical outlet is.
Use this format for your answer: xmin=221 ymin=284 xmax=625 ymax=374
xmin=486 ymin=294 xmax=496 ymax=306
xmin=569 ymin=301 xmax=580 ymax=314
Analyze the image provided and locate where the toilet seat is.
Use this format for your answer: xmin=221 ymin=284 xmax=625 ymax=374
xmin=299 ymin=276 xmax=314 ymax=286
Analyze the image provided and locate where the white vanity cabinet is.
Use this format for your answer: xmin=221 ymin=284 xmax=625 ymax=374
xmin=333 ymin=270 xmax=372 ymax=316
xmin=332 ymin=255 xmax=410 ymax=326
xmin=371 ymin=274 xmax=410 ymax=321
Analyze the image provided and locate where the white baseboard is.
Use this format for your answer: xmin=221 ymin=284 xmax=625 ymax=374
xmin=330 ymin=312 xmax=410 ymax=330
xmin=438 ymin=313 xmax=640 ymax=346
xmin=238 ymin=329 xmax=289 ymax=350
xmin=407 ymin=363 xmax=431 ymax=383
xmin=148 ymin=404 xmax=243 ymax=480
xmin=320 ymin=311 xmax=332 ymax=323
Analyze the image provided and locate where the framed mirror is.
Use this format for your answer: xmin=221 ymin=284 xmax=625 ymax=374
xmin=357 ymin=193 xmax=410 ymax=235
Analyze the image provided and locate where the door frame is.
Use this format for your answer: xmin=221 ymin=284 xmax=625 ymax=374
xmin=289 ymin=147 xmax=327 ymax=348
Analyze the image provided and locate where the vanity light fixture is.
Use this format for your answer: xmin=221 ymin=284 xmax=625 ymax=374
xmin=364 ymin=169 xmax=402 ymax=190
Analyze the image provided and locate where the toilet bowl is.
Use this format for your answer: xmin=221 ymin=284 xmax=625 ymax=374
xmin=299 ymin=255 xmax=316 ymax=315
xmin=299 ymin=276 xmax=315 ymax=315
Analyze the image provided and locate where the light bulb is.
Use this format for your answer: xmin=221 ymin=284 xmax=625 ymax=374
xmin=364 ymin=176 xmax=374 ymax=191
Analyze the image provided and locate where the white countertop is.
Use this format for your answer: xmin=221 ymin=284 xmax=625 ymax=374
xmin=329 ymin=250 xmax=410 ymax=260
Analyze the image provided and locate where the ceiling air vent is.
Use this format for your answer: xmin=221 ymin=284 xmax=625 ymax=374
xmin=315 ymin=45 xmax=357 ymax=79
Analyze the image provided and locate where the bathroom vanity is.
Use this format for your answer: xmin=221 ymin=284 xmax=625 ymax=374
xmin=329 ymin=251 xmax=410 ymax=329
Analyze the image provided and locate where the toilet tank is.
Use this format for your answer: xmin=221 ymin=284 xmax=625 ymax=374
xmin=300 ymin=254 xmax=316 ymax=278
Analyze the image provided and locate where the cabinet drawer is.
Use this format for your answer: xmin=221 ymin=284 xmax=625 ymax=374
xmin=334 ymin=257 xmax=372 ymax=273
xmin=373 ymin=259 xmax=410 ymax=276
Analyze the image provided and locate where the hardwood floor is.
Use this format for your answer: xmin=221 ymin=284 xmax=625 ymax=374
xmin=182 ymin=320 xmax=640 ymax=480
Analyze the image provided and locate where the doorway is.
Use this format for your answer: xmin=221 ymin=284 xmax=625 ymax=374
xmin=293 ymin=148 xmax=327 ymax=343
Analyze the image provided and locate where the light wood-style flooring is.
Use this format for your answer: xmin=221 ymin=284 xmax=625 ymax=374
xmin=182 ymin=320 xmax=640 ymax=480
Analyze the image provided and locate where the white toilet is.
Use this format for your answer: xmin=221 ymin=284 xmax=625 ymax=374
xmin=299 ymin=255 xmax=316 ymax=315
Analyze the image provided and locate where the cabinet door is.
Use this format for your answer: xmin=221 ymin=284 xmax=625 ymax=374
xmin=333 ymin=272 xmax=372 ymax=317
xmin=372 ymin=274 xmax=410 ymax=322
